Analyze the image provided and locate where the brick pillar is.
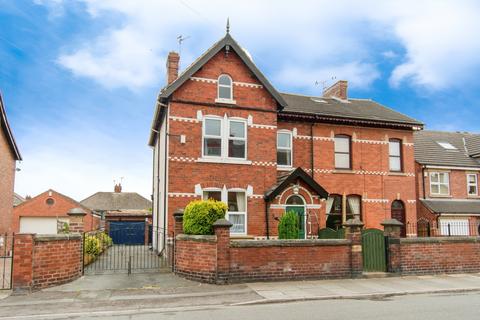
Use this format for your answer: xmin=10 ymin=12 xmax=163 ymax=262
xmin=382 ymin=218 xmax=403 ymax=274
xmin=173 ymin=209 xmax=184 ymax=236
xmin=67 ymin=208 xmax=86 ymax=233
xmin=344 ymin=218 xmax=364 ymax=278
xmin=12 ymin=234 xmax=34 ymax=293
xmin=213 ymin=218 xmax=232 ymax=284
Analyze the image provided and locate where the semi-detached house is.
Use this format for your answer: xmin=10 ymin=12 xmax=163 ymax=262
xmin=149 ymin=31 xmax=423 ymax=254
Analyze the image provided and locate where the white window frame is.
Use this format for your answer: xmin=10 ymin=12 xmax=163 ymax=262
xmin=430 ymin=172 xmax=450 ymax=196
xmin=277 ymin=130 xmax=293 ymax=168
xmin=202 ymin=187 xmax=247 ymax=235
xmin=467 ymin=173 xmax=478 ymax=196
xmin=202 ymin=115 xmax=247 ymax=161
xmin=216 ymin=74 xmax=235 ymax=103
xmin=389 ymin=139 xmax=402 ymax=172
xmin=334 ymin=135 xmax=351 ymax=169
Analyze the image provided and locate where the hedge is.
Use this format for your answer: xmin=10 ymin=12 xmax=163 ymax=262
xmin=183 ymin=199 xmax=227 ymax=235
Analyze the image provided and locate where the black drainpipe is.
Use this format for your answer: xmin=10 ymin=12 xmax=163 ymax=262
xmin=310 ymin=123 xmax=314 ymax=178
xmin=421 ymin=166 xmax=426 ymax=199
xmin=265 ymin=200 xmax=270 ymax=239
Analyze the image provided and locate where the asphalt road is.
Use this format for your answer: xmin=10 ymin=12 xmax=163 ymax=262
xmin=8 ymin=291 xmax=479 ymax=320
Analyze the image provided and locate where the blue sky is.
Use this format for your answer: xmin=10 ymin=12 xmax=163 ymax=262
xmin=2 ymin=0 xmax=480 ymax=200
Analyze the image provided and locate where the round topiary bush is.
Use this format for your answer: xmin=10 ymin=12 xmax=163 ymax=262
xmin=278 ymin=210 xmax=299 ymax=239
xmin=183 ymin=199 xmax=228 ymax=235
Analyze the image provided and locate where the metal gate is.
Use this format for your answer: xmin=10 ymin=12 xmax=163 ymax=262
xmin=83 ymin=230 xmax=168 ymax=275
xmin=362 ymin=229 xmax=387 ymax=272
xmin=0 ymin=234 xmax=14 ymax=290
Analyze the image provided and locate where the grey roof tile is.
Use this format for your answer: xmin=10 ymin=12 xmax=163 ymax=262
xmin=414 ymin=130 xmax=480 ymax=167
xmin=81 ymin=192 xmax=152 ymax=211
xmin=421 ymin=199 xmax=480 ymax=214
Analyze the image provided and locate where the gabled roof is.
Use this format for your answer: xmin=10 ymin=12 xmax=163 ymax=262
xmin=264 ymin=167 xmax=328 ymax=201
xmin=421 ymin=199 xmax=480 ymax=214
xmin=81 ymin=192 xmax=152 ymax=211
xmin=279 ymin=93 xmax=423 ymax=128
xmin=14 ymin=189 xmax=92 ymax=213
xmin=158 ymin=33 xmax=287 ymax=108
xmin=414 ymin=130 xmax=480 ymax=168
xmin=13 ymin=193 xmax=25 ymax=206
xmin=0 ymin=92 xmax=21 ymax=160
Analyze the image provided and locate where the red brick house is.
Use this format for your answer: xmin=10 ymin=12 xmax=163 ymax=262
xmin=415 ymin=130 xmax=480 ymax=236
xmin=149 ymin=31 xmax=423 ymax=253
xmin=12 ymin=189 xmax=100 ymax=234
xmin=0 ymin=93 xmax=21 ymax=235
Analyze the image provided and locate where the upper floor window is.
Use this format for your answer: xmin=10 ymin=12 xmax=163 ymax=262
xmin=430 ymin=172 xmax=449 ymax=196
xmin=467 ymin=174 xmax=478 ymax=196
xmin=203 ymin=117 xmax=247 ymax=160
xmin=334 ymin=135 xmax=351 ymax=169
xmin=389 ymin=139 xmax=402 ymax=172
xmin=218 ymin=75 xmax=233 ymax=100
xmin=277 ymin=131 xmax=292 ymax=167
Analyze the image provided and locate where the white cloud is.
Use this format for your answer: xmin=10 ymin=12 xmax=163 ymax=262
xmin=47 ymin=0 xmax=480 ymax=92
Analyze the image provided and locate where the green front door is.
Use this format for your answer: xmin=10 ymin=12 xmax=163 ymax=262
xmin=286 ymin=206 xmax=305 ymax=239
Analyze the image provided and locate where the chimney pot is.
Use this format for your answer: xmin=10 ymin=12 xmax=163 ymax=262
xmin=166 ymin=52 xmax=180 ymax=85
xmin=323 ymin=80 xmax=348 ymax=100
xmin=114 ymin=183 xmax=122 ymax=193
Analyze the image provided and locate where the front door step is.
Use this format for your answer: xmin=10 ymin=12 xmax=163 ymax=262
xmin=362 ymin=272 xmax=390 ymax=279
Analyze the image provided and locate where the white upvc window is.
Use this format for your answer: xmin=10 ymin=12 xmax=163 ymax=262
xmin=467 ymin=173 xmax=478 ymax=196
xmin=203 ymin=188 xmax=247 ymax=235
xmin=202 ymin=116 xmax=247 ymax=160
xmin=334 ymin=135 xmax=351 ymax=169
xmin=430 ymin=172 xmax=450 ymax=196
xmin=277 ymin=131 xmax=292 ymax=167
xmin=217 ymin=74 xmax=233 ymax=101
xmin=389 ymin=139 xmax=402 ymax=172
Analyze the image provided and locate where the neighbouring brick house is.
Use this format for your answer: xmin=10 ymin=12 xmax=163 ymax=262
xmin=81 ymin=184 xmax=152 ymax=245
xmin=415 ymin=130 xmax=480 ymax=236
xmin=149 ymin=31 xmax=423 ymax=253
xmin=0 ymin=93 xmax=21 ymax=235
xmin=12 ymin=189 xmax=100 ymax=234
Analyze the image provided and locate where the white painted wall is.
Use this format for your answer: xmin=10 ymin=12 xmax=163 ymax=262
xmin=19 ymin=217 xmax=59 ymax=234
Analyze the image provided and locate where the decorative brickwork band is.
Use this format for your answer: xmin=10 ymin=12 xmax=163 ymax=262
xmin=344 ymin=218 xmax=364 ymax=278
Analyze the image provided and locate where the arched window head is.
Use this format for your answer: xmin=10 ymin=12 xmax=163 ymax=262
xmin=286 ymin=195 xmax=304 ymax=205
xmin=218 ymin=75 xmax=233 ymax=100
xmin=392 ymin=200 xmax=404 ymax=210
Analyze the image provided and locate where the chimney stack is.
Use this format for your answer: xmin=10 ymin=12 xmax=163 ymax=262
xmin=166 ymin=52 xmax=180 ymax=85
xmin=114 ymin=183 xmax=122 ymax=193
xmin=323 ymin=80 xmax=348 ymax=100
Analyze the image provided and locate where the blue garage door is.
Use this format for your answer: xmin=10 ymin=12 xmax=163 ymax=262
xmin=109 ymin=221 xmax=145 ymax=245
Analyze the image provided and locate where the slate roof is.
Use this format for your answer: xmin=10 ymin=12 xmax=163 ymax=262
xmin=421 ymin=199 xmax=480 ymax=214
xmin=0 ymin=92 xmax=21 ymax=160
xmin=264 ymin=167 xmax=328 ymax=201
xmin=81 ymin=192 xmax=152 ymax=211
xmin=414 ymin=130 xmax=480 ymax=168
xmin=279 ymin=93 xmax=423 ymax=127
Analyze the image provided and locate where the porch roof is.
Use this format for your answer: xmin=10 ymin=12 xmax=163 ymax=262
xmin=264 ymin=167 xmax=329 ymax=202
xmin=421 ymin=199 xmax=480 ymax=214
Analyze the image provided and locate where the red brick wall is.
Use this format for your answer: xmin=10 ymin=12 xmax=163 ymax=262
xmin=12 ymin=190 xmax=98 ymax=233
xmin=174 ymin=235 xmax=217 ymax=282
xmin=0 ymin=128 xmax=16 ymax=234
xmin=399 ymin=237 xmax=480 ymax=275
xmin=13 ymin=234 xmax=82 ymax=291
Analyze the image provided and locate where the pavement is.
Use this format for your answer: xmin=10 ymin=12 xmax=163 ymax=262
xmin=1 ymin=272 xmax=480 ymax=319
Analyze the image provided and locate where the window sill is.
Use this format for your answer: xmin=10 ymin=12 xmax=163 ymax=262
xmin=388 ymin=172 xmax=406 ymax=176
xmin=215 ymin=98 xmax=237 ymax=105
xmin=333 ymin=169 xmax=355 ymax=174
xmin=196 ymin=157 xmax=252 ymax=165
xmin=428 ymin=194 xmax=452 ymax=198
xmin=277 ymin=166 xmax=293 ymax=171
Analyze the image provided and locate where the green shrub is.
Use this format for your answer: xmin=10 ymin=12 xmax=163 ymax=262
xmin=97 ymin=232 xmax=113 ymax=247
xmin=278 ymin=210 xmax=299 ymax=239
xmin=84 ymin=235 xmax=101 ymax=256
xmin=183 ymin=199 xmax=227 ymax=235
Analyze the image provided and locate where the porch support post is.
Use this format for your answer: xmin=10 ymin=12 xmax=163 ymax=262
xmin=344 ymin=218 xmax=364 ymax=278
xmin=342 ymin=193 xmax=347 ymax=225
xmin=381 ymin=218 xmax=403 ymax=274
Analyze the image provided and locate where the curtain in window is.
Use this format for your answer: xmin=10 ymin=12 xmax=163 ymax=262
xmin=229 ymin=214 xmax=245 ymax=233
xmin=347 ymin=196 xmax=361 ymax=216
xmin=326 ymin=197 xmax=334 ymax=214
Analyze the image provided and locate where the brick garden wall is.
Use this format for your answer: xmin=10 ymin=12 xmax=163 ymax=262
xmin=398 ymin=237 xmax=480 ymax=275
xmin=12 ymin=233 xmax=82 ymax=291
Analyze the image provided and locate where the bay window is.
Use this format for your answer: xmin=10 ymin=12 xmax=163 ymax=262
xmin=202 ymin=117 xmax=247 ymax=160
xmin=277 ymin=131 xmax=292 ymax=167
xmin=430 ymin=172 xmax=450 ymax=196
